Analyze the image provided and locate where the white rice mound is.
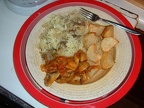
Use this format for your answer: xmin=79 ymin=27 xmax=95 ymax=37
xmin=38 ymin=10 xmax=88 ymax=57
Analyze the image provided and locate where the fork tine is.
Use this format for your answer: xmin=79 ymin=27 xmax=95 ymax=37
xmin=80 ymin=8 xmax=93 ymax=16
xmin=80 ymin=9 xmax=93 ymax=17
xmin=80 ymin=12 xmax=92 ymax=20
xmin=80 ymin=8 xmax=93 ymax=20
xmin=80 ymin=8 xmax=141 ymax=35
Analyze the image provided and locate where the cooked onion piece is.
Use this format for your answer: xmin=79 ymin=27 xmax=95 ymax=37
xmin=66 ymin=60 xmax=78 ymax=71
xmin=77 ymin=61 xmax=90 ymax=73
xmin=74 ymin=52 xmax=80 ymax=65
xmin=69 ymin=74 xmax=81 ymax=84
xmin=81 ymin=72 xmax=89 ymax=83
xmin=101 ymin=37 xmax=119 ymax=52
xmin=79 ymin=50 xmax=87 ymax=62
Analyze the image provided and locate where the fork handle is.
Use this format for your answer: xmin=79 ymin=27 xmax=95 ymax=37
xmin=101 ymin=18 xmax=141 ymax=35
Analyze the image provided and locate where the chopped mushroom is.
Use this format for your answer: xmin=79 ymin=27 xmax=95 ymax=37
xmin=44 ymin=72 xmax=60 ymax=86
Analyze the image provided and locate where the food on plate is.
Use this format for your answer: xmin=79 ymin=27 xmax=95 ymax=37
xmin=101 ymin=37 xmax=119 ymax=52
xmin=88 ymin=23 xmax=105 ymax=35
xmin=100 ymin=47 xmax=116 ymax=69
xmin=38 ymin=10 xmax=119 ymax=86
xmin=102 ymin=25 xmax=114 ymax=38
xmin=83 ymin=32 xmax=102 ymax=50
xmin=87 ymin=44 xmax=102 ymax=63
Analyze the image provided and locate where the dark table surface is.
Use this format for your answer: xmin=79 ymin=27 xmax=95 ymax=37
xmin=126 ymin=29 xmax=144 ymax=105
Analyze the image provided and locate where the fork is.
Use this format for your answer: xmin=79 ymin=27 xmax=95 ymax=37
xmin=80 ymin=8 xmax=141 ymax=35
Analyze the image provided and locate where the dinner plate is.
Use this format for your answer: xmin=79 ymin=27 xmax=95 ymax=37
xmin=13 ymin=0 xmax=142 ymax=108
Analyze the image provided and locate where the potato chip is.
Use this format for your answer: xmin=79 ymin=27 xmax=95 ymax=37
xmin=87 ymin=65 xmax=101 ymax=78
xmin=101 ymin=37 xmax=119 ymax=52
xmin=83 ymin=32 xmax=102 ymax=49
xmin=87 ymin=44 xmax=102 ymax=63
xmin=100 ymin=48 xmax=116 ymax=69
xmin=102 ymin=25 xmax=114 ymax=38
xmin=88 ymin=23 xmax=105 ymax=35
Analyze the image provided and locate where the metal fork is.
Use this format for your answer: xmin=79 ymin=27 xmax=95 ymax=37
xmin=80 ymin=8 xmax=141 ymax=35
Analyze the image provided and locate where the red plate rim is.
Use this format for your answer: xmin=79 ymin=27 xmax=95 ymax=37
xmin=13 ymin=0 xmax=142 ymax=108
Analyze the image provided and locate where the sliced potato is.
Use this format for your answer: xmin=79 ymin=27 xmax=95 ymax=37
xmin=83 ymin=32 xmax=102 ymax=49
xmin=87 ymin=60 xmax=97 ymax=66
xmin=101 ymin=37 xmax=119 ymax=52
xmin=84 ymin=68 xmax=109 ymax=84
xmin=81 ymin=72 xmax=89 ymax=83
xmin=87 ymin=65 xmax=101 ymax=78
xmin=87 ymin=44 xmax=102 ymax=63
xmin=88 ymin=23 xmax=105 ymax=35
xmin=101 ymin=25 xmax=114 ymax=38
xmin=100 ymin=48 xmax=116 ymax=69
xmin=69 ymin=74 xmax=81 ymax=84
xmin=83 ymin=32 xmax=97 ymax=49
xmin=66 ymin=60 xmax=78 ymax=71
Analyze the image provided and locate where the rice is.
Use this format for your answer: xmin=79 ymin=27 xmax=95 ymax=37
xmin=38 ymin=10 xmax=88 ymax=59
